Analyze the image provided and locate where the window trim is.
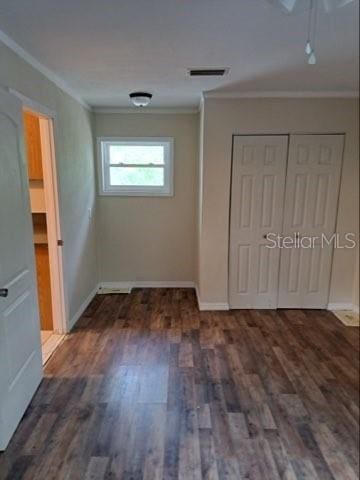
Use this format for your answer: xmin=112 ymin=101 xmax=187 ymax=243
xmin=97 ymin=137 xmax=174 ymax=196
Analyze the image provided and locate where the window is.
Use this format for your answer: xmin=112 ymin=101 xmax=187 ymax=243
xmin=98 ymin=137 xmax=174 ymax=196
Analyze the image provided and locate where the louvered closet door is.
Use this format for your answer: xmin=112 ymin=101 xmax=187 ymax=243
xmin=229 ymin=135 xmax=288 ymax=308
xmin=278 ymin=134 xmax=344 ymax=309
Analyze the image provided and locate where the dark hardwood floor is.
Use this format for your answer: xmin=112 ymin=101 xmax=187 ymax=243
xmin=0 ymin=288 xmax=359 ymax=480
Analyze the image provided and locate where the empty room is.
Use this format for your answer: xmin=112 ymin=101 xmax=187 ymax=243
xmin=0 ymin=1 xmax=359 ymax=479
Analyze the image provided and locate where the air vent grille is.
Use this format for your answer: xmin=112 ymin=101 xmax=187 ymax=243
xmin=189 ymin=68 xmax=229 ymax=77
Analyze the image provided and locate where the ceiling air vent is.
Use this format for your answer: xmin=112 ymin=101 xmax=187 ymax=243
xmin=188 ymin=68 xmax=229 ymax=77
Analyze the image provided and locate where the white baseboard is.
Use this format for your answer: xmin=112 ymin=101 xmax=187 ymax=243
xmin=132 ymin=281 xmax=195 ymax=289
xmin=68 ymin=283 xmax=99 ymax=331
xmin=198 ymin=302 xmax=230 ymax=311
xmin=327 ymin=302 xmax=354 ymax=311
xmin=68 ymin=285 xmax=357 ymax=315
xmin=95 ymin=284 xmax=355 ymax=313
xmin=195 ymin=285 xmax=229 ymax=311
xmin=98 ymin=280 xmax=195 ymax=293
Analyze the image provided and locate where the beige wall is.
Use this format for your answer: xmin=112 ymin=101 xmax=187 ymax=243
xmin=0 ymin=42 xmax=97 ymax=326
xmin=198 ymin=97 xmax=359 ymax=306
xmin=2 ymin=37 xmax=357 ymax=312
xmin=94 ymin=112 xmax=198 ymax=283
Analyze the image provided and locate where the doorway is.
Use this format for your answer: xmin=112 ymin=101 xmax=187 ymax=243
xmin=22 ymin=105 xmax=66 ymax=364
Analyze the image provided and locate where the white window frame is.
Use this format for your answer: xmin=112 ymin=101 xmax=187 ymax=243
xmin=97 ymin=137 xmax=174 ymax=196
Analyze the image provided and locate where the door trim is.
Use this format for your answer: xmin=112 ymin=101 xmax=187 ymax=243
xmin=8 ymin=88 xmax=56 ymax=119
xmin=38 ymin=118 xmax=67 ymax=334
xmin=9 ymin=89 xmax=67 ymax=334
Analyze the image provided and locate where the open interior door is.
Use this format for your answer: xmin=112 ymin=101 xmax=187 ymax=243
xmin=0 ymin=87 xmax=43 ymax=450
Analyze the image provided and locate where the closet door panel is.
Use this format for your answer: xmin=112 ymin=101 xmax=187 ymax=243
xmin=229 ymin=135 xmax=288 ymax=308
xmin=278 ymin=134 xmax=344 ymax=309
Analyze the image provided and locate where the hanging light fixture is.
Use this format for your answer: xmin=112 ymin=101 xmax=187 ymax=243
xmin=265 ymin=0 xmax=355 ymax=64
xmin=308 ymin=51 xmax=317 ymax=64
xmin=266 ymin=0 xmax=354 ymax=13
xmin=305 ymin=41 xmax=312 ymax=54
xmin=305 ymin=0 xmax=318 ymax=64
xmin=129 ymin=92 xmax=153 ymax=107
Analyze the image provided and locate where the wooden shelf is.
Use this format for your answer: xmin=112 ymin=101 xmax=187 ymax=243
xmin=29 ymin=180 xmax=46 ymax=213
xmin=33 ymin=231 xmax=48 ymax=245
xmin=32 ymin=213 xmax=48 ymax=245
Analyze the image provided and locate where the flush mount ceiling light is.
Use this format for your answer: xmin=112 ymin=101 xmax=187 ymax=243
xmin=129 ymin=92 xmax=153 ymax=107
xmin=266 ymin=0 xmax=354 ymax=64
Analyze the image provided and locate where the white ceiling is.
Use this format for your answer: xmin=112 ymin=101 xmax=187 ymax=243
xmin=0 ymin=0 xmax=358 ymax=108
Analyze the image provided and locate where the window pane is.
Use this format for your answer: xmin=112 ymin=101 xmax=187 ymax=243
xmin=109 ymin=145 xmax=165 ymax=165
xmin=109 ymin=167 xmax=164 ymax=186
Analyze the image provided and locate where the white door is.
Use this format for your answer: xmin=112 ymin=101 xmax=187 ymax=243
xmin=278 ymin=134 xmax=344 ymax=308
xmin=0 ymin=88 xmax=43 ymax=450
xmin=229 ymin=135 xmax=288 ymax=308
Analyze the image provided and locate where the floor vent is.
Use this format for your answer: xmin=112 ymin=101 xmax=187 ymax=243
xmin=98 ymin=286 xmax=131 ymax=294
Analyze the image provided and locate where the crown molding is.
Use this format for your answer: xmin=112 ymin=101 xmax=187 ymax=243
xmin=93 ymin=106 xmax=199 ymax=114
xmin=204 ymin=90 xmax=359 ymax=99
xmin=0 ymin=29 xmax=90 ymax=110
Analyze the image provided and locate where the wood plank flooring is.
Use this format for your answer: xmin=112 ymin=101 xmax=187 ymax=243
xmin=0 ymin=288 xmax=359 ymax=479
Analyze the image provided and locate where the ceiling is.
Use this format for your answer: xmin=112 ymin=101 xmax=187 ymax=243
xmin=0 ymin=0 xmax=358 ymax=108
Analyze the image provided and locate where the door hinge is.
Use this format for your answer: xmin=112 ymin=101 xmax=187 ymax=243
xmin=57 ymin=239 xmax=64 ymax=247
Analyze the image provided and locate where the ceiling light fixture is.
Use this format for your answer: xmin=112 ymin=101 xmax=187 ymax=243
xmin=266 ymin=0 xmax=354 ymax=64
xmin=129 ymin=92 xmax=153 ymax=107
xmin=305 ymin=0 xmax=318 ymax=64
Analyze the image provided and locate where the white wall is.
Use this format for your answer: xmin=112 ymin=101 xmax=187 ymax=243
xmin=0 ymin=41 xmax=98 ymax=327
xmin=198 ymin=97 xmax=359 ymax=308
xmin=94 ymin=112 xmax=198 ymax=283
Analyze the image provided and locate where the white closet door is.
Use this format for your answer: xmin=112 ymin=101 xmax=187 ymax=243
xmin=278 ymin=134 xmax=344 ymax=309
xmin=229 ymin=135 xmax=288 ymax=308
